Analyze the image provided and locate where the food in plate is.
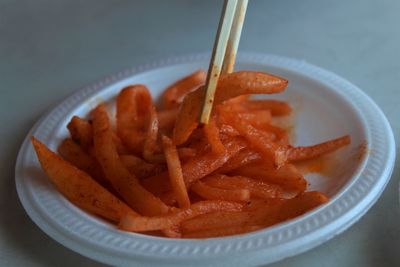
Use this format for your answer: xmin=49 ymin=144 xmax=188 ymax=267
xmin=31 ymin=70 xmax=350 ymax=238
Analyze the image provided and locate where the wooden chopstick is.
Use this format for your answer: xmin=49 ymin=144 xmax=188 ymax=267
xmin=200 ymin=0 xmax=248 ymax=124
xmin=221 ymin=0 xmax=248 ymax=74
xmin=199 ymin=0 xmax=238 ymax=124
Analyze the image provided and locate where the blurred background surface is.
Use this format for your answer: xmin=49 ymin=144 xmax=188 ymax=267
xmin=0 ymin=0 xmax=399 ymax=266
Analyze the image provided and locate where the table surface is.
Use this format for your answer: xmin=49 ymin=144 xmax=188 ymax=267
xmin=1 ymin=0 xmax=399 ymax=266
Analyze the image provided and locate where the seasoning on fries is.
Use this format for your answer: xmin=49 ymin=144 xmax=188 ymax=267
xmin=31 ymin=69 xmax=350 ymax=238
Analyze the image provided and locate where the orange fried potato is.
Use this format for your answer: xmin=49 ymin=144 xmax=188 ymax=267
xmin=219 ymin=106 xmax=287 ymax=167
xmin=267 ymin=191 xmax=328 ymax=223
xmin=214 ymin=71 xmax=288 ymax=103
xmin=173 ymin=71 xmax=288 ymax=145
xmin=116 ymin=85 xmax=152 ymax=154
xmin=241 ymin=99 xmax=292 ymax=116
xmin=177 ymin=147 xmax=197 ymax=160
xmin=92 ymin=104 xmax=169 ymax=216
xmin=181 ymin=211 xmax=253 ymax=233
xmin=31 ymin=137 xmax=136 ymax=222
xmin=119 ymin=200 xmax=244 ymax=232
xmin=143 ymin=106 xmax=162 ymax=162
xmin=236 ymin=110 xmax=273 ymax=127
xmin=183 ymin=137 xmax=246 ymax=185
xmin=215 ymin=148 xmax=262 ymax=173
xmin=162 ymin=135 xmax=190 ymax=209
xmin=162 ymin=70 xmax=207 ymax=109
xmin=288 ymin=135 xmax=351 ymax=162
xmin=218 ymin=123 xmax=240 ymax=137
xmin=112 ymin=132 xmax=131 ymax=155
xmin=233 ymin=163 xmax=307 ymax=192
xmin=181 ymin=192 xmax=327 ymax=236
xmin=203 ymin=116 xmax=225 ymax=154
xmin=141 ymin=137 xmax=246 ymax=195
xmin=158 ymin=108 xmax=179 ymax=130
xmin=191 ymin=181 xmax=251 ymax=202
xmin=172 ymin=87 xmax=204 ymax=146
xmin=57 ymin=138 xmax=107 ymax=185
xmin=66 ymin=115 xmax=129 ymax=155
xmin=180 ymin=201 xmax=281 ymax=233
xmin=67 ymin=116 xmax=93 ymax=151
xmin=120 ymin=154 xmax=164 ymax=179
xmin=203 ymin=174 xmax=282 ymax=199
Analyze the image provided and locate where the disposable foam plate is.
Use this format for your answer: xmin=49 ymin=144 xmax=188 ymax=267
xmin=15 ymin=54 xmax=396 ymax=266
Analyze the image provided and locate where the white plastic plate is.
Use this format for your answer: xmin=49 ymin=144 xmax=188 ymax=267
xmin=15 ymin=54 xmax=396 ymax=266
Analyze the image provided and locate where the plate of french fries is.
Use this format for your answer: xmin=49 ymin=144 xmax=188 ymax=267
xmin=15 ymin=54 xmax=395 ymax=266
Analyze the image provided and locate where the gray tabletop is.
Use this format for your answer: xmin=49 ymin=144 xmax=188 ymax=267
xmin=1 ymin=0 xmax=399 ymax=266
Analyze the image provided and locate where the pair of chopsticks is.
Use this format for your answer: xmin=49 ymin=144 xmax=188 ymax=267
xmin=200 ymin=0 xmax=249 ymax=124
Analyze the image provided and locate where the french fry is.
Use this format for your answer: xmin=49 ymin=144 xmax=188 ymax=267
xmin=222 ymin=102 xmax=284 ymax=141
xmin=258 ymin=123 xmax=290 ymax=145
xmin=142 ymin=136 xmax=246 ymax=195
xmin=191 ymin=181 xmax=251 ymax=202
xmin=184 ymin=128 xmax=211 ymax=154
xmin=246 ymin=191 xmax=328 ymax=228
xmin=214 ymin=71 xmax=288 ymax=103
xmin=173 ymin=71 xmax=288 ymax=145
xmin=216 ymin=148 xmax=262 ymax=173
xmin=288 ymin=135 xmax=351 ymax=162
xmin=112 ymin=132 xmax=131 ymax=155
xmin=244 ymin=198 xmax=285 ymax=210
xmin=233 ymin=163 xmax=307 ymax=192
xmin=119 ymin=200 xmax=244 ymax=232
xmin=181 ymin=199 xmax=284 ymax=233
xmin=183 ymin=137 xmax=246 ymax=185
xmin=267 ymin=191 xmax=328 ymax=223
xmin=237 ymin=110 xmax=272 ymax=127
xmin=203 ymin=116 xmax=225 ymax=154
xmin=57 ymin=138 xmax=108 ymax=185
xmin=31 ymin=137 xmax=137 ymax=222
xmin=120 ymin=155 xmax=164 ymax=179
xmin=122 ymin=148 xmax=196 ymax=179
xmin=224 ymin=95 xmax=250 ymax=105
xmin=159 ymin=191 xmax=179 ymax=206
xmin=241 ymin=99 xmax=292 ymax=116
xmin=143 ymin=106 xmax=162 ymax=163
xmin=162 ymin=226 xmax=182 ymax=238
xmin=203 ymin=174 xmax=282 ymax=199
xmin=116 ymin=85 xmax=152 ymax=154
xmin=67 ymin=116 xmax=129 ymax=155
xmin=158 ymin=108 xmax=179 ymax=130
xmin=182 ymin=192 xmax=327 ymax=236
xmin=218 ymin=124 xmax=240 ymax=137
xmin=162 ymin=70 xmax=207 ymax=109
xmin=219 ymin=106 xmax=287 ymax=167
xmin=92 ymin=104 xmax=169 ymax=216
xmin=67 ymin=116 xmax=93 ymax=151
xmin=162 ymin=135 xmax=190 ymax=209
xmin=141 ymin=172 xmax=171 ymax=197
xmin=181 ymin=211 xmax=253 ymax=232
xmin=172 ymin=87 xmax=204 ymax=145
xmin=177 ymin=147 xmax=197 ymax=160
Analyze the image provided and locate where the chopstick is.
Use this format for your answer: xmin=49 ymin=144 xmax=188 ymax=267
xmin=222 ymin=0 xmax=248 ymax=74
xmin=199 ymin=0 xmax=238 ymax=124
xmin=200 ymin=0 xmax=248 ymax=124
